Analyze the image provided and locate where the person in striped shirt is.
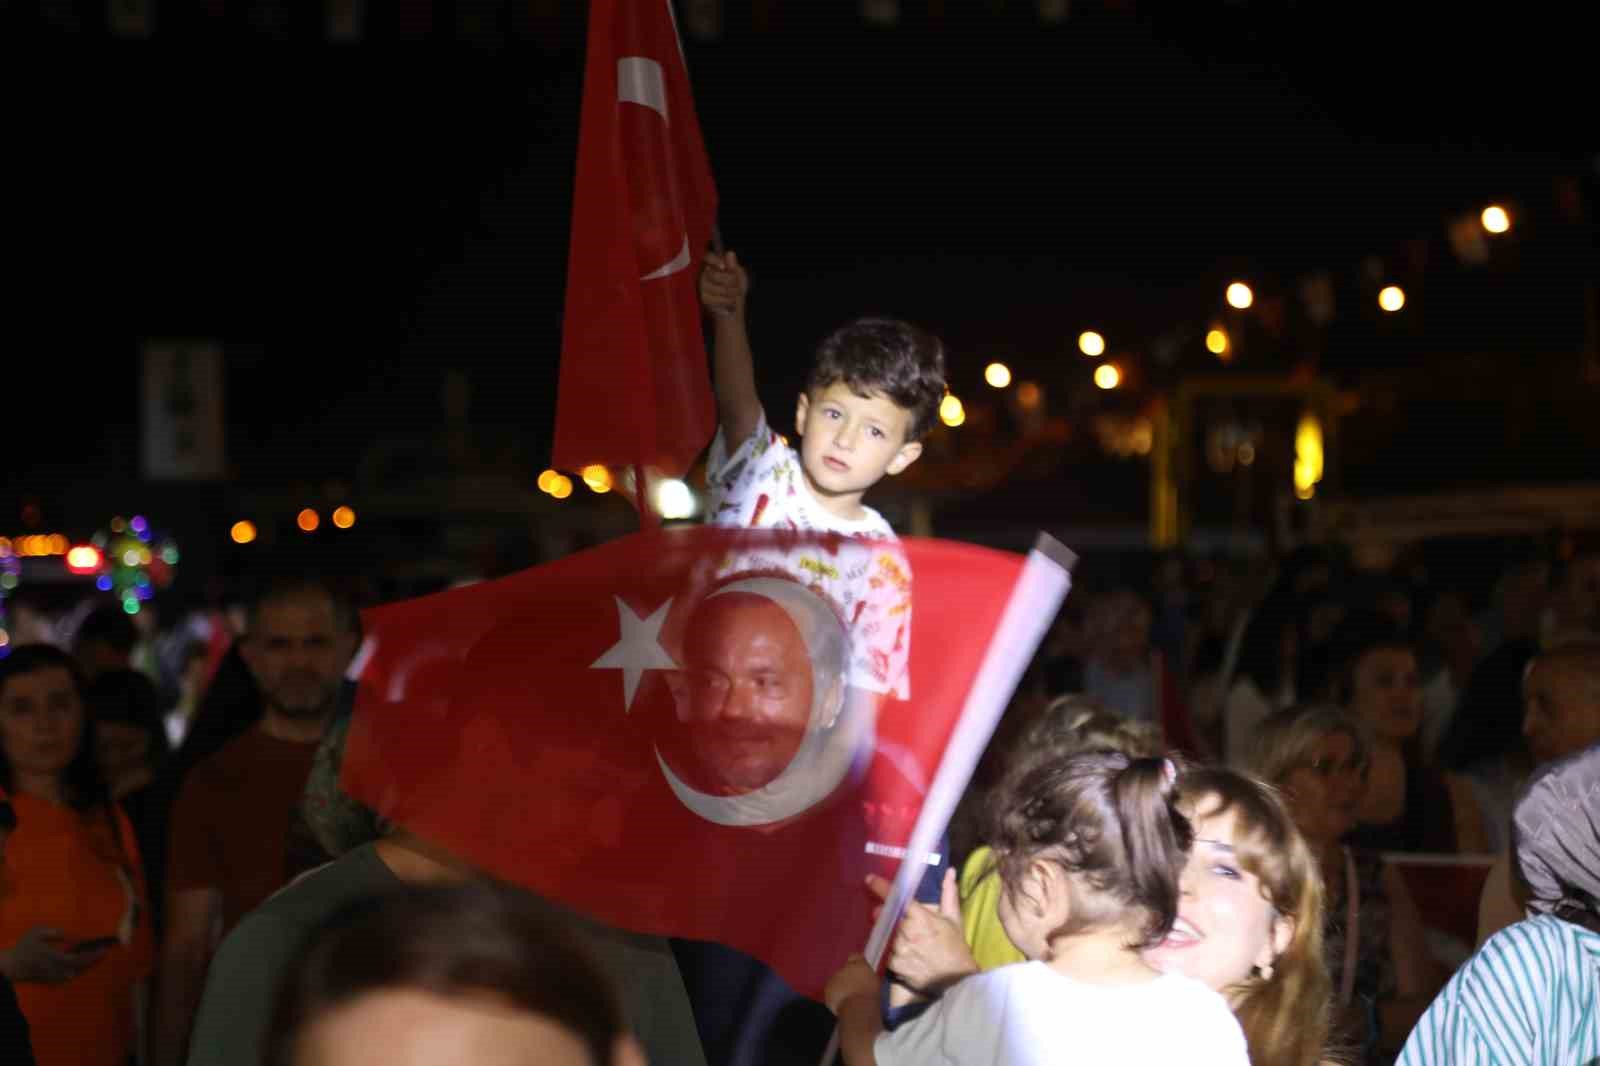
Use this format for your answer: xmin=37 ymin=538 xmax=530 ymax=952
xmin=1397 ymin=739 xmax=1600 ymax=1065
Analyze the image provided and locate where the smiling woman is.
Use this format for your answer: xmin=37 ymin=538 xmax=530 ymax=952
xmin=1148 ymin=768 xmax=1330 ymax=1066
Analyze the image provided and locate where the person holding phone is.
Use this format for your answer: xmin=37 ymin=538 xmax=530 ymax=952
xmin=0 ymin=645 xmax=153 ymax=1066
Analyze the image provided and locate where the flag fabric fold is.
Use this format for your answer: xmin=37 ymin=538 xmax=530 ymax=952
xmin=342 ymin=526 xmax=1030 ymax=999
xmin=554 ymin=0 xmax=718 ymax=486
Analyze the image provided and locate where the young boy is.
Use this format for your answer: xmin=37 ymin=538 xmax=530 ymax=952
xmin=699 ymin=250 xmax=946 ymax=701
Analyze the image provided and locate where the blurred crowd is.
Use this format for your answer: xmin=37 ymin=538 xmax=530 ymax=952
xmin=0 ymin=531 xmax=1597 ymax=1066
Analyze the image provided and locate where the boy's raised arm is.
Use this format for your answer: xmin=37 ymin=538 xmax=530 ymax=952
xmin=700 ymin=249 xmax=763 ymax=449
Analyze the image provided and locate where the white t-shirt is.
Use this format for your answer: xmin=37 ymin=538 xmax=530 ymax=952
xmin=874 ymin=962 xmax=1250 ymax=1066
xmin=705 ymin=412 xmax=911 ymax=699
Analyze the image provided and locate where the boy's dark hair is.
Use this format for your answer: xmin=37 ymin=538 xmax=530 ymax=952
xmin=268 ymin=883 xmax=626 ymax=1066
xmin=985 ymin=749 xmax=1191 ymax=950
xmin=807 ymin=316 xmax=947 ymax=440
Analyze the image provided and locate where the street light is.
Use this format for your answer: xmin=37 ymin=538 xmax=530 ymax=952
xmin=939 ymin=394 xmax=966 ymax=427
xmin=1226 ymin=282 xmax=1254 ymax=310
xmin=1205 ymin=329 xmax=1229 ymax=356
xmin=1480 ymin=205 xmax=1511 ymax=234
xmin=1094 ymin=364 xmax=1121 ymax=390
xmin=1294 ymin=412 xmax=1324 ymax=500
xmin=1378 ymin=285 xmax=1405 ymax=312
xmin=984 ymin=362 xmax=1012 ymax=388
xmin=1078 ymin=331 xmax=1106 ymax=358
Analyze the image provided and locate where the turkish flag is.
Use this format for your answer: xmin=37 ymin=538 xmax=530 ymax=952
xmin=342 ymin=527 xmax=1030 ymax=999
xmin=554 ymin=0 xmax=718 ymax=490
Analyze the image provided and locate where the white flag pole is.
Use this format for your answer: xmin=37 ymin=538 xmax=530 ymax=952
xmin=818 ymin=533 xmax=1078 ymax=1065
xmin=658 ymin=0 xmax=724 ymax=255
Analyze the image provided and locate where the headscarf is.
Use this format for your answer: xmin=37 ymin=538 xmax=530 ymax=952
xmin=1513 ymin=740 xmax=1600 ymax=921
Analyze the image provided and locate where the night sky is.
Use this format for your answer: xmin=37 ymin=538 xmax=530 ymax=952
xmin=9 ymin=1 xmax=1597 ymax=515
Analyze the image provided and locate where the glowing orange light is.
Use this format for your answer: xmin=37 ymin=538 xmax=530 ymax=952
xmin=1378 ymin=285 xmax=1405 ymax=312
xmin=1481 ymin=205 xmax=1510 ymax=234
xmin=1226 ymin=282 xmax=1254 ymax=309
xmin=1094 ymin=364 xmax=1122 ymax=390
xmin=537 ymin=469 xmax=561 ymax=494
xmin=1016 ymin=382 xmax=1042 ymax=410
xmin=230 ymin=521 xmax=257 ymax=545
xmin=332 ymin=506 xmax=356 ymax=529
xmin=550 ymin=476 xmax=574 ymax=500
xmin=984 ymin=363 xmax=1012 ymax=388
xmin=1078 ymin=331 xmax=1106 ymax=358
xmin=297 ymin=509 xmax=320 ymax=532
xmin=581 ymin=465 xmax=612 ymax=493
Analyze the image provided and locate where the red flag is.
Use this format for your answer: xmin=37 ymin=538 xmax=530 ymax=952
xmin=342 ymin=527 xmax=1028 ymax=999
xmin=554 ymin=0 xmax=718 ymax=489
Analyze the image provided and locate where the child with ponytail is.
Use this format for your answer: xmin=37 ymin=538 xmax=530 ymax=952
xmin=825 ymin=752 xmax=1249 ymax=1066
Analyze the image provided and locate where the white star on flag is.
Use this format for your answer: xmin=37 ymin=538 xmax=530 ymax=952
xmin=590 ymin=596 xmax=678 ymax=712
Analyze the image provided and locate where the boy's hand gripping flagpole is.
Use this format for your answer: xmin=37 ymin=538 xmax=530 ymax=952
xmin=819 ymin=533 xmax=1078 ymax=1065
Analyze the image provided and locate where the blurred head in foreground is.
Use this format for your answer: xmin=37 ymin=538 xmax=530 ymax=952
xmin=268 ymin=882 xmax=643 ymax=1066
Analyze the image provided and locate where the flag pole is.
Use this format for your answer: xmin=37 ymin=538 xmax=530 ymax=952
xmin=664 ymin=0 xmax=724 ymax=261
xmin=635 ymin=463 xmax=658 ymax=528
xmin=817 ymin=534 xmax=1078 ymax=1065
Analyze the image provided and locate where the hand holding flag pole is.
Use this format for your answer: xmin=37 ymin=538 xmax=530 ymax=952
xmin=819 ymin=534 xmax=1078 ymax=1065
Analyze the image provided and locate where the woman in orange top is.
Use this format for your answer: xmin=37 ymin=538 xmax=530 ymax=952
xmin=0 ymin=645 xmax=154 ymax=1066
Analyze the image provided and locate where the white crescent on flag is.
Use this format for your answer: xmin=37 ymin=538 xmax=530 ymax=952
xmin=617 ymin=56 xmax=693 ymax=282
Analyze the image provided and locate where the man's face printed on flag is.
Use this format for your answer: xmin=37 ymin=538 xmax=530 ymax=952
xmin=666 ymin=592 xmax=815 ymax=794
xmin=662 ymin=582 xmax=849 ymax=798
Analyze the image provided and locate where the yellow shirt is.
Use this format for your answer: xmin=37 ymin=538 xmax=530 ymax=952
xmin=959 ymin=846 xmax=1025 ymax=969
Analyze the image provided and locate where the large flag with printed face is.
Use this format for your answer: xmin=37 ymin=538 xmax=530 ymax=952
xmin=554 ymin=0 xmax=718 ymax=489
xmin=341 ymin=526 xmax=1035 ymax=999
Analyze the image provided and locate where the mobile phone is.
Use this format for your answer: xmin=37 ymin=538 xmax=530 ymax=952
xmin=72 ymin=936 xmax=119 ymax=954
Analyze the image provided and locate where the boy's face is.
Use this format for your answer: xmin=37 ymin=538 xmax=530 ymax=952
xmin=794 ymin=383 xmax=921 ymax=504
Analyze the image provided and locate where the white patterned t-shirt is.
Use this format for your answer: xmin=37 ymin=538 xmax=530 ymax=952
xmin=704 ymin=411 xmax=912 ymax=700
